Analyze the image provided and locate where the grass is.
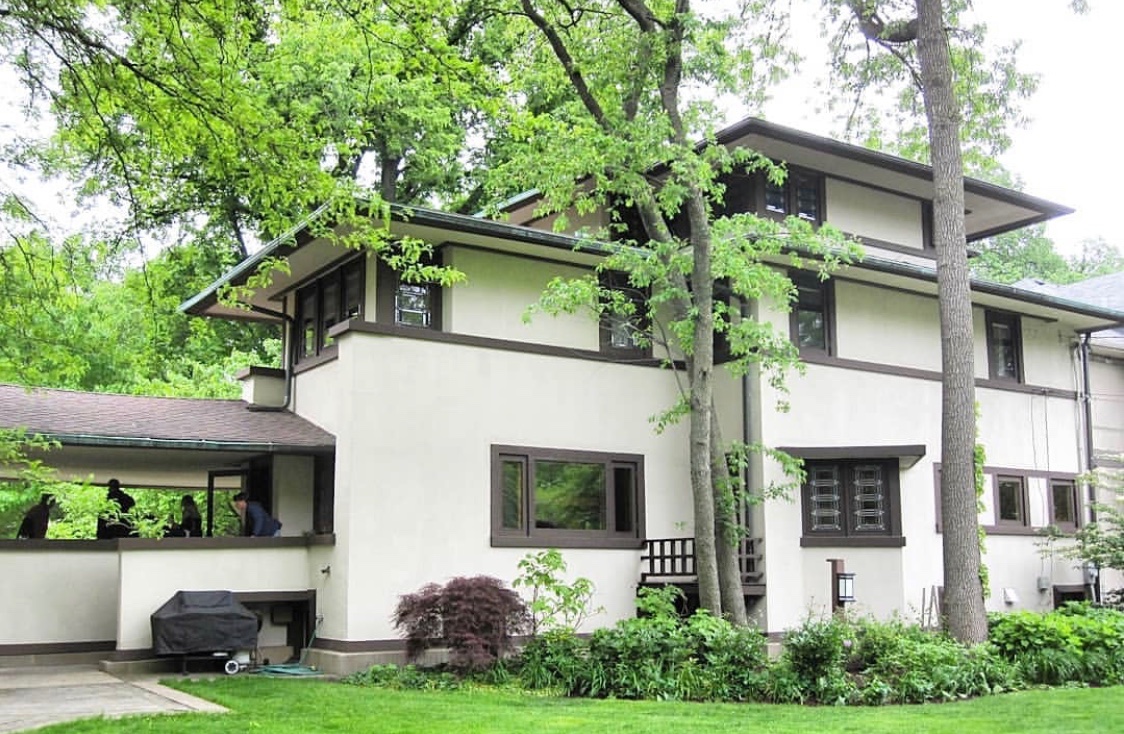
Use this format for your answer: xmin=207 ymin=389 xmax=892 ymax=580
xmin=33 ymin=677 xmax=1124 ymax=733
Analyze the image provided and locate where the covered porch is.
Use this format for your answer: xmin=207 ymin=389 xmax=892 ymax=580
xmin=0 ymin=384 xmax=336 ymax=666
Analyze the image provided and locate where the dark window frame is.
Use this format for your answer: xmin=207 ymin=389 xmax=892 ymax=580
xmin=788 ymin=271 xmax=835 ymax=356
xmin=1048 ymin=478 xmax=1079 ymax=533
xmin=800 ymin=459 xmax=904 ymax=547
xmin=714 ymin=166 xmax=825 ymax=226
xmin=294 ymin=257 xmax=366 ymax=364
xmin=598 ymin=270 xmax=652 ymax=359
xmin=994 ymin=474 xmax=1029 ymax=528
xmin=490 ymin=445 xmax=645 ymax=549
xmin=376 ymin=250 xmax=444 ymax=331
xmin=985 ymin=310 xmax=1023 ymax=383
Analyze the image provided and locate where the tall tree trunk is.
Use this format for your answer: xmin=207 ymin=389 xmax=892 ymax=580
xmin=915 ymin=0 xmax=988 ymax=644
xmin=688 ymin=221 xmax=722 ymax=616
xmin=711 ymin=409 xmax=748 ymax=625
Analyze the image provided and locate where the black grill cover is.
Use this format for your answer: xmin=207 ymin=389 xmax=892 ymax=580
xmin=151 ymin=590 xmax=259 ymax=656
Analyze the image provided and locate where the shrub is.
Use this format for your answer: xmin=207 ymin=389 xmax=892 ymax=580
xmin=342 ymin=664 xmax=462 ymax=691
xmin=393 ymin=575 xmax=530 ymax=672
xmin=512 ymin=549 xmax=601 ymax=635
xmin=990 ymin=604 xmax=1124 ymax=685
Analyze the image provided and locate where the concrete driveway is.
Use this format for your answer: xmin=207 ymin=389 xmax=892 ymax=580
xmin=0 ymin=665 xmax=225 ymax=732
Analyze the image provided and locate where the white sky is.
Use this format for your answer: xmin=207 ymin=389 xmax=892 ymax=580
xmin=2 ymin=2 xmax=1118 ymax=260
xmin=760 ymin=0 xmax=1120 ymax=258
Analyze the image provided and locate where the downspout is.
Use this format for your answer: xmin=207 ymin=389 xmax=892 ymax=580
xmin=1078 ymin=333 xmax=1100 ymax=602
xmin=740 ymin=297 xmax=755 ymax=543
xmin=247 ymin=304 xmax=294 ymax=412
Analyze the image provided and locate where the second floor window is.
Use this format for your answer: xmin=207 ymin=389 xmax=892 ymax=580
xmin=789 ymin=272 xmax=834 ymax=354
xmin=295 ymin=258 xmax=365 ymax=362
xmin=599 ymin=270 xmax=651 ymax=359
xmin=377 ymin=252 xmax=443 ymax=331
xmin=986 ymin=310 xmax=1023 ymax=382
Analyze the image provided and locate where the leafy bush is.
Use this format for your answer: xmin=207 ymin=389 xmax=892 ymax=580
xmin=517 ymin=587 xmax=767 ymax=702
xmin=990 ymin=603 xmax=1124 ymax=685
xmin=393 ymin=575 xmax=530 ymax=672
xmin=512 ymin=549 xmax=601 ymax=635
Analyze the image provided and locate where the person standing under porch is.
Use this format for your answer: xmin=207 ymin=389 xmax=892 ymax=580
xmin=232 ymin=492 xmax=282 ymax=537
xmin=17 ymin=494 xmax=54 ymax=539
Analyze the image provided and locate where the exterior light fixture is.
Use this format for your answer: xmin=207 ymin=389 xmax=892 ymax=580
xmin=837 ymin=572 xmax=856 ymax=605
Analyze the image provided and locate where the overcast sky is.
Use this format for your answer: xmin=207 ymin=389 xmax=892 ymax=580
xmin=2 ymin=3 xmax=1117 ymax=261
xmin=760 ymin=0 xmax=1119 ymax=258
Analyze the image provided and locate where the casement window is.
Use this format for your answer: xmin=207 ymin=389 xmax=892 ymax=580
xmin=599 ymin=270 xmax=651 ymax=359
xmin=801 ymin=460 xmax=903 ymax=546
xmin=789 ymin=271 xmax=834 ymax=355
xmin=491 ymin=445 xmax=644 ymax=549
xmin=714 ymin=168 xmax=825 ymax=225
xmin=985 ymin=310 xmax=1023 ymax=382
xmin=295 ymin=258 xmax=365 ymax=362
xmin=764 ymin=169 xmax=823 ymax=223
xmin=994 ymin=475 xmax=1029 ymax=527
xmin=377 ymin=253 xmax=443 ymax=330
xmin=1049 ymin=479 xmax=1079 ymax=532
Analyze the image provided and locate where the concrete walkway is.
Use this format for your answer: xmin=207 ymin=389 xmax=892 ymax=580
xmin=0 ymin=665 xmax=226 ymax=732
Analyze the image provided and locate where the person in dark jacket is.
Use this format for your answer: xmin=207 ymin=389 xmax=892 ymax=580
xmin=232 ymin=492 xmax=282 ymax=537
xmin=179 ymin=495 xmax=203 ymax=537
xmin=17 ymin=494 xmax=54 ymax=539
xmin=96 ymin=478 xmax=136 ymax=539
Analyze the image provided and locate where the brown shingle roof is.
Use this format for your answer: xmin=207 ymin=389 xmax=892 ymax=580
xmin=0 ymin=384 xmax=334 ymax=452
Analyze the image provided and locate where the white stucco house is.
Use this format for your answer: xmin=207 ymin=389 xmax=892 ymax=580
xmin=2 ymin=117 xmax=1123 ymax=674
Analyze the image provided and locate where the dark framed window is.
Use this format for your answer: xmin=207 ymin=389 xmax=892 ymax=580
xmin=295 ymin=258 xmax=365 ymax=363
xmin=789 ymin=271 xmax=834 ymax=355
xmin=801 ymin=460 xmax=903 ymax=546
xmin=994 ymin=475 xmax=1028 ymax=527
xmin=377 ymin=252 xmax=443 ymax=330
xmin=1049 ymin=479 xmax=1079 ymax=532
xmin=986 ymin=311 xmax=1023 ymax=382
xmin=599 ymin=270 xmax=651 ymax=359
xmin=491 ymin=445 xmax=644 ymax=549
xmin=714 ymin=167 xmax=824 ymax=225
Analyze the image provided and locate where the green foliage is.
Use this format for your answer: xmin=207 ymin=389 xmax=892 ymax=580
xmin=1049 ymin=468 xmax=1124 ymax=574
xmin=342 ymin=664 xmax=463 ymax=691
xmin=989 ymin=604 xmax=1124 ymax=686
xmin=518 ymin=587 xmax=768 ymax=702
xmin=512 ymin=549 xmax=601 ymax=635
xmin=393 ymin=576 xmax=531 ymax=672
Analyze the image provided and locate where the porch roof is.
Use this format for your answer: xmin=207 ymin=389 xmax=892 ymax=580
xmin=0 ymin=384 xmax=334 ymax=454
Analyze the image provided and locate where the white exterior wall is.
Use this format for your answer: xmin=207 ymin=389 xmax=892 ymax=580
xmin=273 ymin=454 xmax=315 ymax=536
xmin=0 ymin=547 xmax=118 ymax=646
xmin=327 ymin=330 xmax=692 ymax=643
xmin=755 ymin=278 xmax=1087 ymax=633
xmin=1090 ymin=356 xmax=1124 ymax=462
xmin=115 ymin=545 xmax=313 ymax=651
xmin=445 ymin=247 xmax=597 ymax=349
xmin=825 ymin=179 xmax=924 ymax=250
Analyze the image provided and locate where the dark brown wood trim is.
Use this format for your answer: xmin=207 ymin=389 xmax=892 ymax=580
xmin=852 ymin=235 xmax=937 ymax=260
xmin=921 ymin=200 xmax=935 ymax=250
xmin=490 ymin=536 xmax=646 ymax=550
xmin=982 ymin=466 xmax=1078 ymax=480
xmin=800 ymin=536 xmax=906 ymax=548
xmin=106 ymin=648 xmax=157 ymax=662
xmin=233 ymin=590 xmax=316 ymax=603
xmin=335 ymin=319 xmax=674 ymax=368
xmin=312 ymin=637 xmax=405 ymax=653
xmin=292 ymin=348 xmax=339 ymax=374
xmin=933 ymin=463 xmax=1080 ymax=533
xmin=981 ymin=524 xmax=1045 ymax=537
xmin=235 ymin=366 xmax=287 ymax=380
xmin=779 ymin=445 xmax=926 ymax=461
xmin=120 ymin=534 xmax=335 ymax=551
xmin=271 ymin=251 xmax=368 ymax=304
xmin=798 ymin=351 xmax=1077 ymax=399
xmin=0 ymin=539 xmax=114 ymax=551
xmin=0 ymin=640 xmax=116 ymax=657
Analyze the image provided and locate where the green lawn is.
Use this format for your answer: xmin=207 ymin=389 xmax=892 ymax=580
xmin=36 ymin=677 xmax=1124 ymax=733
